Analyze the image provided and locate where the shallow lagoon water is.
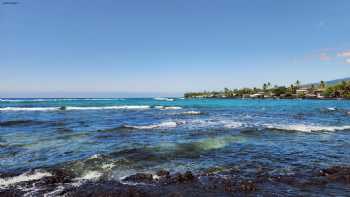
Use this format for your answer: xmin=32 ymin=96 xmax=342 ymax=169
xmin=1 ymin=98 xmax=350 ymax=196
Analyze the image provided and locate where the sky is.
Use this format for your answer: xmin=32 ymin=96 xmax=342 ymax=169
xmin=1 ymin=0 xmax=350 ymax=97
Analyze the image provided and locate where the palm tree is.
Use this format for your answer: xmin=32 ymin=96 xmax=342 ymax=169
xmin=267 ymin=82 xmax=271 ymax=89
xmin=289 ymin=84 xmax=296 ymax=94
xmin=295 ymin=80 xmax=301 ymax=89
xmin=263 ymin=83 xmax=267 ymax=91
xmin=320 ymin=80 xmax=325 ymax=89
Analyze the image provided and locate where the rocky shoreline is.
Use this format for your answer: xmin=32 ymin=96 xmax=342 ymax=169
xmin=2 ymin=166 xmax=350 ymax=196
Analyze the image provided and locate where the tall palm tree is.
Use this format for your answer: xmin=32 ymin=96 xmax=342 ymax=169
xmin=263 ymin=83 xmax=267 ymax=91
xmin=295 ymin=80 xmax=301 ymax=89
xmin=320 ymin=80 xmax=325 ymax=89
xmin=267 ymin=82 xmax=271 ymax=89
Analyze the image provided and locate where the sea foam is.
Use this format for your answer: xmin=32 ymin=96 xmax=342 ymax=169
xmin=264 ymin=123 xmax=350 ymax=132
xmin=154 ymin=98 xmax=175 ymax=101
xmin=181 ymin=111 xmax=202 ymax=115
xmin=0 ymin=105 xmax=150 ymax=112
xmin=124 ymin=121 xmax=180 ymax=129
xmin=0 ymin=170 xmax=52 ymax=188
xmin=154 ymin=106 xmax=183 ymax=110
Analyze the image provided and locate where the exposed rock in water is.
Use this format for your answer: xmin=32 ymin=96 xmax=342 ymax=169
xmin=40 ymin=169 xmax=74 ymax=184
xmin=122 ymin=173 xmax=154 ymax=183
xmin=319 ymin=166 xmax=350 ymax=183
xmin=156 ymin=170 xmax=170 ymax=177
xmin=65 ymin=181 xmax=151 ymax=197
xmin=167 ymin=171 xmax=196 ymax=184
xmin=59 ymin=106 xmax=67 ymax=111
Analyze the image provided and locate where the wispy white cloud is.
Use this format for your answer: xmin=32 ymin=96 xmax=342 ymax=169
xmin=293 ymin=48 xmax=350 ymax=65
xmin=338 ymin=51 xmax=350 ymax=57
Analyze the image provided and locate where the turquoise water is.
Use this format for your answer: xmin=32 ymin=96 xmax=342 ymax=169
xmin=1 ymin=98 xmax=350 ymax=195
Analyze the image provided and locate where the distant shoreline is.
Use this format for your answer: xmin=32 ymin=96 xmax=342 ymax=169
xmin=184 ymin=80 xmax=350 ymax=100
xmin=184 ymin=97 xmax=349 ymax=101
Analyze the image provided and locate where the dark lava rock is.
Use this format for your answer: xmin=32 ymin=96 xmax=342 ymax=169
xmin=156 ymin=170 xmax=170 ymax=177
xmin=40 ymin=169 xmax=73 ymax=184
xmin=65 ymin=181 xmax=150 ymax=197
xmin=122 ymin=173 xmax=154 ymax=183
xmin=0 ymin=189 xmax=25 ymax=197
xmin=59 ymin=106 xmax=67 ymax=111
xmin=319 ymin=166 xmax=350 ymax=183
xmin=239 ymin=180 xmax=256 ymax=191
xmin=169 ymin=171 xmax=196 ymax=184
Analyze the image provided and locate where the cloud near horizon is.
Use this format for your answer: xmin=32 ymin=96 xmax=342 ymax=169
xmin=337 ymin=50 xmax=350 ymax=64
xmin=315 ymin=49 xmax=350 ymax=64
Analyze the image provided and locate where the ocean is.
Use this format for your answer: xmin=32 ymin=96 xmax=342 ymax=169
xmin=1 ymin=98 xmax=350 ymax=196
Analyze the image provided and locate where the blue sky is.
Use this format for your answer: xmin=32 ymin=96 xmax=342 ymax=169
xmin=1 ymin=0 xmax=350 ymax=97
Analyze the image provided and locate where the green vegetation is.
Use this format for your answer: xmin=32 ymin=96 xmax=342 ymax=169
xmin=323 ymin=80 xmax=350 ymax=99
xmin=184 ymin=80 xmax=350 ymax=99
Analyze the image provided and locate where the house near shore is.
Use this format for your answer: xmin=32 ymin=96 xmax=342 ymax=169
xmin=314 ymin=89 xmax=325 ymax=98
xmin=296 ymin=88 xmax=309 ymax=95
xmin=250 ymin=92 xmax=265 ymax=98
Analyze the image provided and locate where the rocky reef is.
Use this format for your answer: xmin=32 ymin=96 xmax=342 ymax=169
xmin=2 ymin=166 xmax=350 ymax=196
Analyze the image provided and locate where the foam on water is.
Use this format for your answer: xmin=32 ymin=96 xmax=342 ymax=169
xmin=0 ymin=170 xmax=52 ymax=188
xmin=154 ymin=98 xmax=175 ymax=101
xmin=0 ymin=107 xmax=59 ymax=111
xmin=0 ymin=98 xmax=125 ymax=102
xmin=76 ymin=171 xmax=103 ymax=181
xmin=327 ymin=107 xmax=337 ymax=111
xmin=65 ymin=105 xmax=150 ymax=110
xmin=0 ymin=105 xmax=150 ymax=112
xmin=154 ymin=106 xmax=183 ymax=110
xmin=181 ymin=111 xmax=202 ymax=115
xmin=124 ymin=121 xmax=180 ymax=129
xmin=264 ymin=123 xmax=350 ymax=132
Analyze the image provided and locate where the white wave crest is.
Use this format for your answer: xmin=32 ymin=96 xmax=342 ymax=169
xmin=264 ymin=123 xmax=350 ymax=132
xmin=181 ymin=111 xmax=202 ymax=115
xmin=65 ymin=105 xmax=150 ymax=110
xmin=223 ymin=121 xmax=245 ymax=129
xmin=154 ymin=97 xmax=175 ymax=101
xmin=0 ymin=170 xmax=52 ymax=188
xmin=327 ymin=107 xmax=337 ymax=111
xmin=154 ymin=106 xmax=182 ymax=110
xmin=0 ymin=98 xmax=125 ymax=102
xmin=0 ymin=107 xmax=59 ymax=111
xmin=0 ymin=105 xmax=150 ymax=112
xmin=74 ymin=171 xmax=102 ymax=181
xmin=124 ymin=121 xmax=181 ymax=129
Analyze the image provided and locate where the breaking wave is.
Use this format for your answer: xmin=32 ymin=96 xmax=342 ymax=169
xmin=154 ymin=106 xmax=182 ymax=110
xmin=0 ymin=105 xmax=151 ymax=112
xmin=123 ymin=121 xmax=182 ymax=129
xmin=181 ymin=111 xmax=203 ymax=115
xmin=0 ymin=98 xmax=125 ymax=102
xmin=0 ymin=170 xmax=52 ymax=188
xmin=154 ymin=98 xmax=175 ymax=101
xmin=0 ymin=105 xmax=186 ymax=112
xmin=264 ymin=123 xmax=350 ymax=132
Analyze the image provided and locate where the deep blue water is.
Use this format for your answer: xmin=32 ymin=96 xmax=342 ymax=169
xmin=1 ymin=98 xmax=350 ymax=195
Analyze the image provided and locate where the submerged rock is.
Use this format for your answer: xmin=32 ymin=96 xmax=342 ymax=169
xmin=0 ymin=120 xmax=40 ymax=127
